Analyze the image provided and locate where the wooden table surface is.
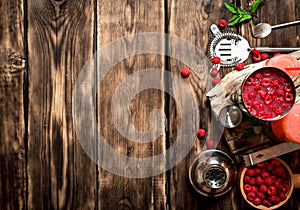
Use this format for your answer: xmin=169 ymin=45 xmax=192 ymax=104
xmin=1 ymin=0 xmax=299 ymax=209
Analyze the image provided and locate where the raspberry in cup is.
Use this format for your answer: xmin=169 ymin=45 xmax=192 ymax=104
xmin=242 ymin=67 xmax=295 ymax=121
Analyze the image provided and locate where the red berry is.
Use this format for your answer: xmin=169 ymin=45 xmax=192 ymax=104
xmin=253 ymin=197 xmax=262 ymax=205
xmin=248 ymin=92 xmax=256 ymax=99
xmin=206 ymin=140 xmax=215 ymax=149
xmin=255 ymin=176 xmax=264 ymax=185
xmin=261 ymin=78 xmax=271 ymax=87
xmin=263 ymin=199 xmax=272 ymax=207
xmin=273 ymin=52 xmax=281 ymax=57
xmin=261 ymin=53 xmax=269 ymax=60
xmin=218 ymin=19 xmax=227 ymax=28
xmin=264 ymin=96 xmax=272 ymax=105
xmin=256 ymin=192 xmax=266 ymax=200
xmin=244 ymin=175 xmax=251 ymax=183
xmin=276 ymin=89 xmax=284 ymax=96
xmin=252 ymin=53 xmax=261 ymax=62
xmin=181 ymin=67 xmax=191 ymax=77
xmin=244 ymin=184 xmax=252 ymax=193
xmin=197 ymin=128 xmax=206 ymax=138
xmin=276 ymin=107 xmax=283 ymax=115
xmin=246 ymin=168 xmax=256 ymax=177
xmin=284 ymin=84 xmax=293 ymax=92
xmin=255 ymin=168 xmax=262 ymax=176
xmin=252 ymin=48 xmax=260 ymax=56
xmin=274 ymin=180 xmax=282 ymax=189
xmin=267 ymin=186 xmax=277 ymax=195
xmin=252 ymin=186 xmax=258 ymax=193
xmin=268 ymin=195 xmax=280 ymax=204
xmin=272 ymin=79 xmax=280 ymax=87
xmin=254 ymin=83 xmax=261 ymax=91
xmin=285 ymin=93 xmax=294 ymax=102
xmin=278 ymin=192 xmax=287 ymax=201
xmin=212 ymin=56 xmax=221 ymax=64
xmin=257 ymin=162 xmax=266 ymax=168
xmin=258 ymin=90 xmax=266 ymax=98
xmin=281 ymin=183 xmax=289 ymax=193
xmin=212 ymin=77 xmax=221 ymax=86
xmin=236 ymin=62 xmax=245 ymax=71
xmin=259 ymin=184 xmax=268 ymax=193
xmin=210 ymin=68 xmax=219 ymax=77
xmin=274 ymin=166 xmax=285 ymax=177
xmin=265 ymin=177 xmax=274 ymax=186
xmin=247 ymin=192 xmax=256 ymax=201
xmin=249 ymin=178 xmax=256 ymax=186
xmin=261 ymin=171 xmax=270 ymax=179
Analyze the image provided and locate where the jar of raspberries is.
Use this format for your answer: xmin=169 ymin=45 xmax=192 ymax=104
xmin=239 ymin=158 xmax=300 ymax=209
xmin=238 ymin=67 xmax=296 ymax=121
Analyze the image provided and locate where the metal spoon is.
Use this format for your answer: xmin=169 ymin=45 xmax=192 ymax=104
xmin=254 ymin=20 xmax=300 ymax=38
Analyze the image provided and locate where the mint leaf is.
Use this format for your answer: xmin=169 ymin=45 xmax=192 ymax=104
xmin=251 ymin=0 xmax=262 ymax=14
xmin=239 ymin=14 xmax=252 ymax=22
xmin=228 ymin=15 xmax=242 ymax=26
xmin=237 ymin=7 xmax=248 ymax=15
xmin=224 ymin=2 xmax=239 ymax=14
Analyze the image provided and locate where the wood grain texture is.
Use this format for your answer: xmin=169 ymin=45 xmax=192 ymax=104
xmin=167 ymin=0 xmax=237 ymax=209
xmin=97 ymin=0 xmax=167 ymax=209
xmin=0 ymin=0 xmax=26 ymax=209
xmin=27 ymin=0 xmax=96 ymax=209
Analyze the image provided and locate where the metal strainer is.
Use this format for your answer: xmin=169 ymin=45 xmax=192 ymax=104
xmin=189 ymin=149 xmax=237 ymax=197
xmin=208 ymin=24 xmax=300 ymax=67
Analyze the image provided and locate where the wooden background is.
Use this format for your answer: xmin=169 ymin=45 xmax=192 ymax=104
xmin=0 ymin=0 xmax=299 ymax=209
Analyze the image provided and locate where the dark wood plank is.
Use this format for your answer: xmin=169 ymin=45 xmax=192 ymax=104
xmin=167 ymin=0 xmax=238 ymax=209
xmin=27 ymin=0 xmax=96 ymax=209
xmin=0 ymin=1 xmax=26 ymax=209
xmin=97 ymin=0 xmax=167 ymax=209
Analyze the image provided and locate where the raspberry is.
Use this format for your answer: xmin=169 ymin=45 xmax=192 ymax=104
xmin=246 ymin=168 xmax=256 ymax=177
xmin=246 ymin=77 xmax=255 ymax=85
xmin=212 ymin=77 xmax=221 ymax=86
xmin=272 ymin=79 xmax=280 ymax=87
xmin=255 ymin=176 xmax=264 ymax=185
xmin=218 ymin=19 xmax=227 ymax=28
xmin=261 ymin=171 xmax=270 ymax=179
xmin=258 ymin=90 xmax=266 ymax=98
xmin=255 ymin=168 xmax=262 ymax=176
xmin=267 ymin=186 xmax=277 ymax=195
xmin=265 ymin=177 xmax=274 ymax=186
xmin=259 ymin=184 xmax=268 ymax=193
xmin=263 ymin=199 xmax=272 ymax=207
xmin=255 ymin=73 xmax=262 ymax=79
xmin=285 ymin=93 xmax=294 ymax=102
xmin=181 ymin=67 xmax=191 ymax=77
xmin=212 ymin=56 xmax=221 ymax=64
xmin=275 ymin=107 xmax=283 ymax=115
xmin=274 ymin=166 xmax=285 ymax=177
xmin=197 ymin=128 xmax=206 ymax=138
xmin=267 ymin=87 xmax=275 ymax=95
xmin=252 ymin=186 xmax=258 ymax=193
xmin=249 ymin=178 xmax=256 ymax=186
xmin=244 ymin=175 xmax=251 ymax=183
xmin=252 ymin=53 xmax=261 ymax=62
xmin=276 ymin=89 xmax=284 ymax=96
xmin=273 ymin=52 xmax=280 ymax=57
xmin=281 ymin=183 xmax=289 ymax=193
xmin=244 ymin=184 xmax=252 ymax=193
xmin=257 ymin=162 xmax=266 ymax=168
xmin=261 ymin=53 xmax=269 ymax=60
xmin=253 ymin=198 xmax=262 ymax=205
xmin=254 ymin=83 xmax=260 ymax=91
xmin=278 ymin=192 xmax=287 ymax=201
xmin=263 ymin=70 xmax=271 ymax=77
xmin=277 ymin=97 xmax=284 ymax=104
xmin=261 ymin=78 xmax=271 ymax=87
xmin=247 ymin=192 xmax=256 ymax=201
xmin=284 ymin=84 xmax=292 ymax=92
xmin=274 ymin=181 xmax=282 ymax=189
xmin=248 ymin=92 xmax=256 ymax=99
xmin=268 ymin=195 xmax=280 ymax=205
xmin=210 ymin=68 xmax=218 ymax=77
xmin=256 ymin=192 xmax=266 ymax=200
xmin=206 ymin=139 xmax=215 ymax=149
xmin=236 ymin=62 xmax=245 ymax=71
xmin=264 ymin=96 xmax=272 ymax=105
xmin=252 ymin=48 xmax=260 ymax=56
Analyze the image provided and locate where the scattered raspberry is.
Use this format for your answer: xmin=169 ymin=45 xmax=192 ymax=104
xmin=252 ymin=48 xmax=260 ymax=56
xmin=212 ymin=56 xmax=221 ymax=64
xmin=236 ymin=62 xmax=245 ymax=71
xmin=212 ymin=77 xmax=221 ymax=86
xmin=252 ymin=53 xmax=261 ymax=62
xmin=181 ymin=67 xmax=191 ymax=77
xmin=206 ymin=140 xmax=215 ymax=149
xmin=197 ymin=128 xmax=206 ymax=138
xmin=261 ymin=53 xmax=269 ymax=60
xmin=218 ymin=19 xmax=227 ymax=28
xmin=210 ymin=68 xmax=218 ymax=77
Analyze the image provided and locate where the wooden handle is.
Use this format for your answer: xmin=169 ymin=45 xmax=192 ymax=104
xmin=293 ymin=174 xmax=300 ymax=188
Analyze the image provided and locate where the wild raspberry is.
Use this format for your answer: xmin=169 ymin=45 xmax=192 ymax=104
xmin=218 ymin=19 xmax=227 ymax=28
xmin=236 ymin=62 xmax=245 ymax=71
xmin=255 ymin=176 xmax=264 ymax=185
xmin=267 ymin=186 xmax=277 ymax=195
xmin=254 ymin=83 xmax=260 ymax=91
xmin=206 ymin=140 xmax=215 ymax=149
xmin=181 ymin=67 xmax=191 ymax=77
xmin=244 ymin=184 xmax=252 ymax=193
xmin=212 ymin=56 xmax=221 ymax=64
xmin=259 ymin=184 xmax=268 ymax=193
xmin=210 ymin=68 xmax=218 ymax=77
xmin=247 ymin=192 xmax=256 ymax=201
xmin=274 ymin=181 xmax=282 ymax=189
xmin=265 ymin=177 xmax=274 ymax=186
xmin=253 ymin=198 xmax=262 ymax=205
xmin=246 ymin=168 xmax=256 ymax=177
xmin=212 ymin=77 xmax=221 ymax=86
xmin=261 ymin=171 xmax=270 ymax=179
xmin=197 ymin=128 xmax=206 ymax=138
xmin=261 ymin=53 xmax=269 ymax=60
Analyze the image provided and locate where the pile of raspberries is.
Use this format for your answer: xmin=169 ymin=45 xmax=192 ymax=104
xmin=242 ymin=159 xmax=290 ymax=207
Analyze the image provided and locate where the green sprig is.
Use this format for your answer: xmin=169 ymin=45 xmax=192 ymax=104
xmin=225 ymin=0 xmax=262 ymax=26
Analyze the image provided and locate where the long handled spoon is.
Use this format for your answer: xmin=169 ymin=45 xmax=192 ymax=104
xmin=254 ymin=20 xmax=300 ymax=38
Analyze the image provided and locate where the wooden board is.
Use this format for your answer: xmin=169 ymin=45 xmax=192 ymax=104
xmin=96 ymin=0 xmax=167 ymax=209
xmin=0 ymin=1 xmax=26 ymax=209
xmin=27 ymin=0 xmax=96 ymax=209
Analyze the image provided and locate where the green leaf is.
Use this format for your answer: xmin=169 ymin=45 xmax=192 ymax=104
xmin=239 ymin=13 xmax=252 ymax=22
xmin=237 ymin=7 xmax=248 ymax=15
xmin=251 ymin=0 xmax=262 ymax=14
xmin=224 ymin=2 xmax=239 ymax=14
xmin=228 ymin=15 xmax=242 ymax=26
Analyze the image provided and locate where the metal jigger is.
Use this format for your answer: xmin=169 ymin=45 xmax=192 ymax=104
xmin=218 ymin=105 xmax=243 ymax=128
